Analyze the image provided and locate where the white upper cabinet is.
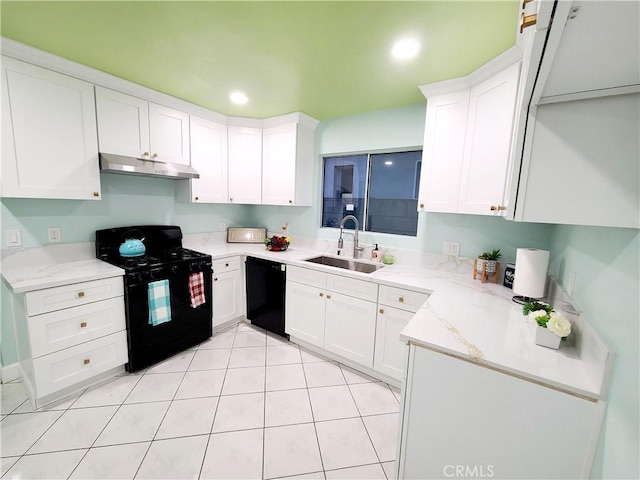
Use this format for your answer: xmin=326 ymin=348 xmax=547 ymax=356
xmin=95 ymin=86 xmax=190 ymax=165
xmin=458 ymin=62 xmax=520 ymax=214
xmin=417 ymin=91 xmax=469 ymax=213
xmin=508 ymin=0 xmax=640 ymax=228
xmin=417 ymin=51 xmax=521 ymax=216
xmin=1 ymin=56 xmax=101 ymax=200
xmin=227 ymin=126 xmax=263 ymax=204
xmin=177 ymin=116 xmax=228 ymax=203
xmin=262 ymin=115 xmax=317 ymax=206
xmin=262 ymin=123 xmax=297 ymax=206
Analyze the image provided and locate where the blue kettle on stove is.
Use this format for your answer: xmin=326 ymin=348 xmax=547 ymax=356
xmin=119 ymin=232 xmax=146 ymax=258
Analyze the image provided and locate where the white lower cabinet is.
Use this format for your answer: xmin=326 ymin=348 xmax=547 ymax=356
xmin=285 ymin=265 xmax=378 ymax=367
xmin=285 ymin=281 xmax=327 ymax=347
xmin=398 ymin=345 xmax=604 ymax=479
xmin=374 ymin=285 xmax=430 ymax=380
xmin=212 ymin=257 xmax=243 ymax=328
xmin=11 ymin=276 xmax=127 ymax=407
xmin=324 ymin=292 xmax=377 ymax=367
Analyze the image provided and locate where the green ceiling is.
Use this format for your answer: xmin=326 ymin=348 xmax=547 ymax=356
xmin=0 ymin=1 xmax=518 ymax=120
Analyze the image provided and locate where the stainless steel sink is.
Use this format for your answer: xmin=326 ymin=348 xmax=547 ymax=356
xmin=304 ymin=255 xmax=383 ymax=274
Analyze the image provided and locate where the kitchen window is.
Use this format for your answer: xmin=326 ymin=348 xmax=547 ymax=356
xmin=321 ymin=150 xmax=422 ymax=236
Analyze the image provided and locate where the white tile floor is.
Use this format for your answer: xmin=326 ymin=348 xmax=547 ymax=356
xmin=0 ymin=321 xmax=400 ymax=479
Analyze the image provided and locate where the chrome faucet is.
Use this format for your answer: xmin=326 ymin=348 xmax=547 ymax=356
xmin=338 ymin=215 xmax=364 ymax=259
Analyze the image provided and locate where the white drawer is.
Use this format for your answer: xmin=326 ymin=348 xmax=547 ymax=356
xmin=25 ymin=276 xmax=124 ymax=316
xmin=378 ymin=285 xmax=430 ymax=313
xmin=29 ymin=297 xmax=126 ymax=358
xmin=33 ymin=330 xmax=128 ymax=398
xmin=287 ymin=265 xmax=327 ymax=289
xmin=213 ymin=256 xmax=241 ymax=273
xmin=327 ymin=273 xmax=378 ymax=302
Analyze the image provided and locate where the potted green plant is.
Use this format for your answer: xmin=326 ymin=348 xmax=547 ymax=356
xmin=523 ymin=301 xmax=572 ymax=349
xmin=476 ymin=249 xmax=502 ymax=275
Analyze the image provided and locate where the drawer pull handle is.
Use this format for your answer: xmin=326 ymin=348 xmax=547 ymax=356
xmin=326 ymin=294 xmax=332 ymax=299
xmin=80 ymin=322 xmax=87 ymax=328
xmin=83 ymin=358 xmax=90 ymax=365
xmin=78 ymin=291 xmax=85 ymax=298
xmin=379 ymin=308 xmax=384 ymax=314
xmin=319 ymin=292 xmax=324 ymax=297
xmin=399 ymin=297 xmax=404 ymax=303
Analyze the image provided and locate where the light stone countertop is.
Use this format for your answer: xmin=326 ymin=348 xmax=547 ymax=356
xmin=1 ymin=234 xmax=613 ymax=400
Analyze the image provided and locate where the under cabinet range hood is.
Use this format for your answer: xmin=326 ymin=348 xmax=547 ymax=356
xmin=99 ymin=153 xmax=200 ymax=180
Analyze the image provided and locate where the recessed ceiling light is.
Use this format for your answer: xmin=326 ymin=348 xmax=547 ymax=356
xmin=391 ymin=38 xmax=421 ymax=61
xmin=229 ymin=91 xmax=248 ymax=104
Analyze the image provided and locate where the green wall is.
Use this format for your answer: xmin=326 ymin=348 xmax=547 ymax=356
xmin=549 ymin=225 xmax=639 ymax=480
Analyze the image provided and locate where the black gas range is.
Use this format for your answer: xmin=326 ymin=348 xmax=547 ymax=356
xmin=96 ymin=225 xmax=212 ymax=372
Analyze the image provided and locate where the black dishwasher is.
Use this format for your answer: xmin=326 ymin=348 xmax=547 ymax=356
xmin=245 ymin=257 xmax=287 ymax=338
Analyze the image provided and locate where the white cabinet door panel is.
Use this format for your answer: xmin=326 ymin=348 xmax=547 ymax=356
xmin=262 ymin=123 xmax=297 ymax=205
xmin=417 ymin=90 xmax=469 ymax=213
xmin=189 ymin=116 xmax=228 ymax=203
xmin=285 ymin=281 xmax=326 ymax=347
xmin=95 ymin=86 xmax=150 ymax=158
xmin=1 ymin=57 xmax=100 ymax=200
xmin=324 ymin=292 xmax=376 ymax=367
xmin=148 ymin=103 xmax=190 ymax=165
xmin=213 ymin=269 xmax=243 ymax=327
xmin=228 ymin=126 xmax=262 ymax=204
xmin=458 ymin=62 xmax=520 ymax=214
xmin=373 ymin=306 xmax=413 ymax=380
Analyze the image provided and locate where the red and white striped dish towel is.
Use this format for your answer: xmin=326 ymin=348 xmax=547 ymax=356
xmin=188 ymin=272 xmax=206 ymax=308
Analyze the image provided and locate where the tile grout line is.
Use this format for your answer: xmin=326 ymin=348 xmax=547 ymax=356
xmin=300 ymin=355 xmax=327 ymax=479
xmin=197 ymin=322 xmax=239 ymax=480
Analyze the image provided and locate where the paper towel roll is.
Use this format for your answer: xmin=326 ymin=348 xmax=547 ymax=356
xmin=512 ymin=248 xmax=550 ymax=298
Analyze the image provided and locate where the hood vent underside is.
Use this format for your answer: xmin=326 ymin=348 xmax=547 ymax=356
xmin=99 ymin=153 xmax=199 ymax=180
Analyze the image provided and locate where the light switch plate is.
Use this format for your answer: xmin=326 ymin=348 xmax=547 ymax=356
xmin=5 ymin=229 xmax=22 ymax=247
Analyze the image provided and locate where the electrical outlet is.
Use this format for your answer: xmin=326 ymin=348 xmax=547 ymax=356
xmin=47 ymin=227 xmax=62 ymax=243
xmin=220 ymin=223 xmax=226 ymax=232
xmin=567 ymin=271 xmax=576 ymax=296
xmin=443 ymin=242 xmax=460 ymax=257
xmin=5 ymin=229 xmax=22 ymax=247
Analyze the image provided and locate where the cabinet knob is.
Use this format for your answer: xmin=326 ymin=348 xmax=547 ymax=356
xmin=326 ymin=294 xmax=332 ymax=299
xmin=288 ymin=200 xmax=293 ymax=204
xmin=379 ymin=308 xmax=384 ymax=314
xmin=194 ymin=197 xmax=199 ymax=201
xmin=490 ymin=205 xmax=507 ymax=211
xmin=520 ymin=12 xmax=537 ymax=33
xmin=399 ymin=297 xmax=404 ymax=303
xmin=214 ymin=277 xmax=218 ymax=282
xmin=419 ymin=203 xmax=425 ymax=209
xmin=319 ymin=292 xmax=324 ymax=297
xmin=93 ymin=192 xmax=100 ymax=197
xmin=225 ymin=263 xmax=229 ymax=267
xmin=80 ymin=322 xmax=87 ymax=328
xmin=78 ymin=291 xmax=85 ymax=298
xmin=152 ymin=153 xmax=158 ymax=159
xmin=230 ymin=198 xmax=233 ymax=202
xmin=143 ymin=152 xmax=150 ymax=157
xmin=83 ymin=358 xmax=90 ymax=365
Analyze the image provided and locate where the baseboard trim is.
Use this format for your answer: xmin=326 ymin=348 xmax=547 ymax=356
xmin=1 ymin=363 xmax=20 ymax=383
